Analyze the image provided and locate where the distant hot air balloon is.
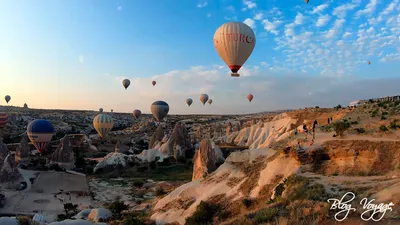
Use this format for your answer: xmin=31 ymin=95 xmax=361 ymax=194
xmin=368 ymin=61 xmax=371 ymax=65
xmin=152 ymin=81 xmax=156 ymax=86
xmin=0 ymin=112 xmax=9 ymax=129
xmin=151 ymin=101 xmax=169 ymax=122
xmin=214 ymin=22 xmax=256 ymax=77
xmin=133 ymin=109 xmax=142 ymax=119
xmin=247 ymin=94 xmax=254 ymax=102
xmin=208 ymin=99 xmax=213 ymax=105
xmin=111 ymin=109 xmax=114 ymax=113
xmin=305 ymin=0 xmax=309 ymax=3
xmin=186 ymin=98 xmax=193 ymax=107
xmin=27 ymin=119 xmax=55 ymax=153
xmin=122 ymin=79 xmax=131 ymax=90
xmin=93 ymin=114 xmax=114 ymax=139
xmin=5 ymin=95 xmax=11 ymax=104
xmin=99 ymin=108 xmax=103 ymax=113
xmin=200 ymin=94 xmax=209 ymax=105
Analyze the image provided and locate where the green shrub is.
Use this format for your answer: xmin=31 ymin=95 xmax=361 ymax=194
xmin=355 ymin=128 xmax=365 ymax=134
xmin=242 ymin=198 xmax=253 ymax=208
xmin=379 ymin=125 xmax=389 ymax=132
xmin=254 ymin=208 xmax=279 ymax=223
xmin=381 ymin=115 xmax=387 ymax=120
xmin=350 ymin=121 xmax=359 ymax=125
xmin=185 ymin=201 xmax=220 ymax=225
xmin=390 ymin=120 xmax=399 ymax=129
xmin=333 ymin=120 xmax=350 ymax=137
xmin=123 ymin=214 xmax=146 ymax=225
xmin=108 ymin=198 xmax=128 ymax=217
xmin=371 ymin=109 xmax=379 ymax=117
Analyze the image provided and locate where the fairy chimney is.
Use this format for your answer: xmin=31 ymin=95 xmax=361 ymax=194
xmin=50 ymin=135 xmax=75 ymax=170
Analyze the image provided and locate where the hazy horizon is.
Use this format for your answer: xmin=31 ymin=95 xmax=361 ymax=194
xmin=1 ymin=0 xmax=399 ymax=115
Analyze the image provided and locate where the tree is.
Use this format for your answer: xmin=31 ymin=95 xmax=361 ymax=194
xmin=334 ymin=104 xmax=342 ymax=110
xmin=333 ymin=121 xmax=350 ymax=137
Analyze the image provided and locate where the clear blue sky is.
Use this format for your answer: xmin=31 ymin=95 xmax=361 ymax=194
xmin=0 ymin=0 xmax=399 ymax=114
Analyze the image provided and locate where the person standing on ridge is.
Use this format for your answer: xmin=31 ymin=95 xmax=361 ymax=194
xmin=312 ymin=120 xmax=317 ymax=140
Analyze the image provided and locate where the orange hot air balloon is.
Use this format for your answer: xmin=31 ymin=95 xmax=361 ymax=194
xmin=152 ymin=81 xmax=156 ymax=86
xmin=247 ymin=94 xmax=254 ymax=102
xmin=368 ymin=61 xmax=371 ymax=65
xmin=214 ymin=22 xmax=256 ymax=77
xmin=305 ymin=0 xmax=309 ymax=3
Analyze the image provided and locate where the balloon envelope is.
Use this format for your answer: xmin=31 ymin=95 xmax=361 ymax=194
xmin=247 ymin=94 xmax=254 ymax=102
xmin=27 ymin=119 xmax=55 ymax=153
xmin=200 ymin=94 xmax=209 ymax=105
xmin=5 ymin=95 xmax=11 ymax=103
xmin=186 ymin=98 xmax=193 ymax=107
xmin=0 ymin=112 xmax=9 ymax=129
xmin=133 ymin=109 xmax=142 ymax=119
xmin=151 ymin=101 xmax=169 ymax=122
xmin=208 ymin=99 xmax=213 ymax=105
xmin=93 ymin=114 xmax=114 ymax=138
xmin=152 ymin=81 xmax=156 ymax=86
xmin=99 ymin=108 xmax=103 ymax=113
xmin=213 ymin=22 xmax=256 ymax=77
xmin=305 ymin=0 xmax=309 ymax=3
xmin=122 ymin=79 xmax=131 ymax=90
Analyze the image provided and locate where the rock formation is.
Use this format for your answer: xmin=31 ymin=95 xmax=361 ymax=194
xmin=226 ymin=122 xmax=232 ymax=136
xmin=0 ymin=189 xmax=5 ymax=208
xmin=0 ymin=154 xmax=23 ymax=189
xmin=214 ymin=123 xmax=222 ymax=138
xmin=15 ymin=133 xmax=30 ymax=165
xmin=170 ymin=123 xmax=192 ymax=160
xmin=0 ymin=139 xmax=9 ymax=169
xmin=194 ymin=126 xmax=203 ymax=142
xmin=149 ymin=125 xmax=165 ymax=149
xmin=233 ymin=123 xmax=241 ymax=132
xmin=192 ymin=139 xmax=224 ymax=181
xmin=50 ymin=135 xmax=75 ymax=170
xmin=114 ymin=141 xmax=120 ymax=153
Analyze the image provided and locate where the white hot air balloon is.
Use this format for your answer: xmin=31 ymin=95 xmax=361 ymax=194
xmin=213 ymin=22 xmax=256 ymax=77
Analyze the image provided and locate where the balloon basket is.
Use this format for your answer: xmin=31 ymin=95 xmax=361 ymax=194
xmin=231 ymin=73 xmax=240 ymax=77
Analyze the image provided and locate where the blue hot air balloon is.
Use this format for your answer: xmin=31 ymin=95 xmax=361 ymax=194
xmin=27 ymin=119 xmax=55 ymax=153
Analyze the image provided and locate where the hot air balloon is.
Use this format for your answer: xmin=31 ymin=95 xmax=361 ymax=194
xmin=111 ymin=109 xmax=114 ymax=113
xmin=0 ymin=112 xmax=8 ymax=129
xmin=247 ymin=94 xmax=254 ymax=102
xmin=200 ymin=94 xmax=209 ymax=105
xmin=133 ymin=109 xmax=142 ymax=119
xmin=186 ymin=98 xmax=193 ymax=107
xmin=27 ymin=119 xmax=55 ymax=153
xmin=93 ymin=114 xmax=114 ymax=139
xmin=305 ymin=0 xmax=309 ymax=3
xmin=99 ymin=108 xmax=103 ymax=113
xmin=152 ymin=81 xmax=156 ymax=86
xmin=5 ymin=95 xmax=11 ymax=104
xmin=213 ymin=22 xmax=256 ymax=77
xmin=208 ymin=99 xmax=213 ymax=105
xmin=368 ymin=61 xmax=371 ymax=65
xmin=151 ymin=101 xmax=169 ymax=122
xmin=122 ymin=79 xmax=131 ymax=90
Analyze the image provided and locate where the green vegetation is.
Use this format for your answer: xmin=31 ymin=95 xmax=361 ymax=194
xmin=333 ymin=120 xmax=351 ymax=137
xmin=371 ymin=109 xmax=379 ymax=117
xmin=185 ymin=201 xmax=221 ymax=225
xmin=390 ymin=120 xmax=399 ymax=129
xmin=108 ymin=198 xmax=128 ymax=218
xmin=355 ymin=128 xmax=365 ymax=134
xmin=254 ymin=208 xmax=279 ymax=223
xmin=379 ymin=125 xmax=389 ymax=132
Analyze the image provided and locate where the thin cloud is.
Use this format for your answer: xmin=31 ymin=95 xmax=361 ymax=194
xmin=197 ymin=0 xmax=208 ymax=8
xmin=79 ymin=55 xmax=84 ymax=64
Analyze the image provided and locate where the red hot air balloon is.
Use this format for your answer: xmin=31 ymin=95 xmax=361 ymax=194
xmin=152 ymin=81 xmax=156 ymax=86
xmin=0 ymin=112 xmax=9 ymax=129
xmin=247 ymin=94 xmax=254 ymax=102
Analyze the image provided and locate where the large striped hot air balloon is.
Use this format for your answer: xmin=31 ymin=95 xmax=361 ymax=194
xmin=27 ymin=119 xmax=55 ymax=153
xmin=200 ymin=94 xmax=209 ymax=105
xmin=0 ymin=112 xmax=8 ymax=129
xmin=213 ymin=22 xmax=256 ymax=77
xmin=186 ymin=98 xmax=193 ymax=107
xmin=5 ymin=95 xmax=11 ymax=104
xmin=151 ymin=101 xmax=169 ymax=122
xmin=93 ymin=114 xmax=114 ymax=139
xmin=133 ymin=109 xmax=142 ymax=119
